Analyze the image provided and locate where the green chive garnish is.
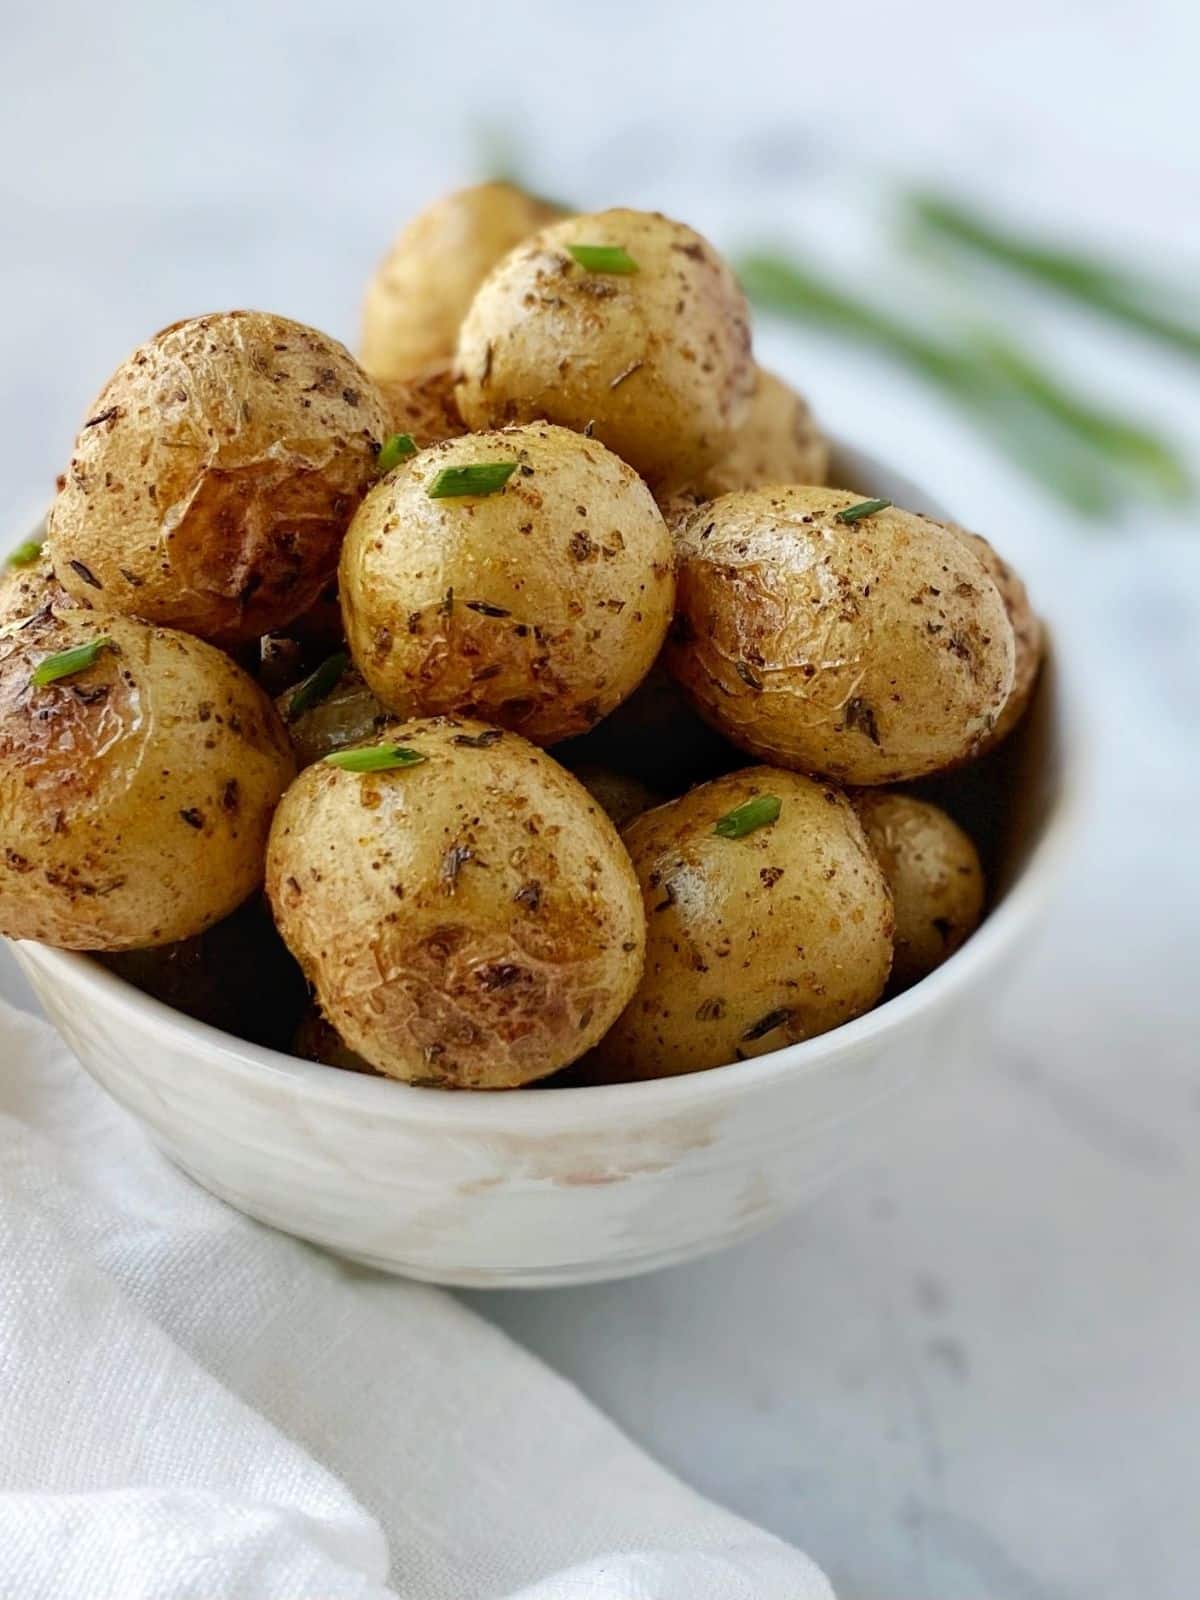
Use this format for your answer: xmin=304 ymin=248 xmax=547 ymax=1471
xmin=7 ymin=536 xmax=43 ymax=569
xmin=835 ymin=498 xmax=892 ymax=525
xmin=713 ymin=794 xmax=781 ymax=839
xmin=567 ymin=244 xmax=639 ymax=275
xmin=287 ymin=651 xmax=349 ymax=722
xmin=30 ymin=636 xmax=112 ymax=687
xmin=378 ymin=432 xmax=418 ymax=474
xmin=322 ymin=744 xmax=427 ymax=773
xmin=427 ymin=462 xmax=518 ymax=499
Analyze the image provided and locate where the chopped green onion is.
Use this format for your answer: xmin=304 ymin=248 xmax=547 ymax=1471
xmin=287 ymin=651 xmax=349 ymax=722
xmin=835 ymin=498 xmax=892 ymax=524
xmin=7 ymin=536 xmax=44 ymax=569
xmin=567 ymin=244 xmax=639 ymax=275
xmin=713 ymin=794 xmax=781 ymax=839
xmin=427 ymin=462 xmax=518 ymax=499
xmin=322 ymin=743 xmax=426 ymax=773
xmin=377 ymin=432 xmax=418 ymax=474
xmin=30 ymin=636 xmax=112 ymax=687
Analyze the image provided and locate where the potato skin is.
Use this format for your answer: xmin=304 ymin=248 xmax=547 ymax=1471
xmin=47 ymin=312 xmax=389 ymax=645
xmin=0 ymin=610 xmax=294 ymax=949
xmin=954 ymin=529 xmax=1041 ymax=752
xmin=682 ymin=368 xmax=828 ymax=500
xmin=667 ymin=487 xmax=1015 ymax=784
xmin=361 ymin=183 xmax=563 ymax=381
xmin=377 ymin=363 xmax=466 ymax=447
xmin=852 ymin=790 xmax=984 ymax=988
xmin=455 ymin=209 xmax=755 ymax=487
xmin=591 ymin=768 xmax=893 ymax=1080
xmin=266 ymin=716 xmax=646 ymax=1088
xmin=0 ymin=550 xmax=87 ymax=629
xmin=339 ymin=424 xmax=675 ymax=745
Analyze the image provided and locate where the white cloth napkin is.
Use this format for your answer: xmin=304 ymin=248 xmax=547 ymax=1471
xmin=0 ymin=997 xmax=832 ymax=1600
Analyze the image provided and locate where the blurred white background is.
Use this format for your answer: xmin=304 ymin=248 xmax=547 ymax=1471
xmin=2 ymin=3 xmax=1198 ymax=1596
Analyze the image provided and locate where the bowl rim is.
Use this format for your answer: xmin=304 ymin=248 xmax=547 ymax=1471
xmin=9 ymin=442 xmax=1089 ymax=1129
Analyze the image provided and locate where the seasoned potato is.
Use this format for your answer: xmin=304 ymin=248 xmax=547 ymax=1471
xmin=377 ymin=363 xmax=466 ymax=446
xmin=667 ymin=488 xmax=1015 ymax=784
xmin=456 ymin=209 xmax=755 ymax=487
xmin=0 ymin=547 xmax=86 ymax=628
xmin=680 ymin=368 xmax=828 ymax=501
xmin=0 ymin=611 xmax=294 ymax=949
xmin=266 ymin=716 xmax=646 ymax=1087
xmin=339 ymin=424 xmax=675 ymax=744
xmin=47 ymin=312 xmax=389 ymax=645
xmin=852 ymin=791 xmax=984 ymax=988
xmin=276 ymin=661 xmax=388 ymax=767
xmin=591 ymin=768 xmax=893 ymax=1079
xmin=361 ymin=182 xmax=563 ymax=381
xmin=571 ymin=764 xmax=661 ymax=829
xmin=954 ymin=529 xmax=1041 ymax=751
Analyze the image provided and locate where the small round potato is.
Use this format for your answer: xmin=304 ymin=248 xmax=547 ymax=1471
xmin=591 ymin=768 xmax=893 ymax=1080
xmin=0 ymin=548 xmax=86 ymax=629
xmin=276 ymin=662 xmax=389 ymax=767
xmin=340 ymin=424 xmax=675 ymax=744
xmin=455 ymin=209 xmax=755 ymax=487
xmin=955 ymin=529 xmax=1042 ymax=751
xmin=571 ymin=764 xmax=661 ymax=830
xmin=852 ymin=790 xmax=985 ymax=988
xmin=47 ymin=311 xmax=389 ymax=645
xmin=377 ymin=363 xmax=466 ymax=447
xmin=266 ymin=716 xmax=646 ymax=1088
xmin=667 ymin=487 xmax=1015 ymax=784
xmin=0 ymin=610 xmax=294 ymax=949
xmin=361 ymin=182 xmax=563 ymax=381
xmin=683 ymin=368 xmax=828 ymax=500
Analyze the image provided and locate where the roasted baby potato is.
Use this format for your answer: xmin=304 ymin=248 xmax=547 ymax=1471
xmin=377 ymin=363 xmax=466 ymax=448
xmin=277 ymin=661 xmax=388 ymax=767
xmin=0 ymin=545 xmax=86 ymax=629
xmin=455 ymin=208 xmax=755 ymax=487
xmin=266 ymin=715 xmax=646 ymax=1087
xmin=339 ymin=423 xmax=675 ymax=744
xmin=667 ymin=488 xmax=1015 ymax=784
xmin=852 ymin=790 xmax=985 ymax=988
xmin=680 ymin=367 xmax=828 ymax=501
xmin=0 ymin=610 xmax=294 ymax=949
xmin=590 ymin=768 xmax=893 ymax=1079
xmin=46 ymin=311 xmax=389 ymax=645
xmin=361 ymin=182 xmax=563 ymax=381
xmin=954 ymin=528 xmax=1041 ymax=752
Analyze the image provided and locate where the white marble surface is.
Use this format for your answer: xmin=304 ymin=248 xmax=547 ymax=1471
xmin=2 ymin=3 xmax=1199 ymax=1595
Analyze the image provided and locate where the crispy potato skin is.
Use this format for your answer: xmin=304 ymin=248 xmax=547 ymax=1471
xmin=591 ymin=768 xmax=893 ymax=1079
xmin=276 ymin=665 xmax=388 ymax=768
xmin=953 ymin=528 xmax=1042 ymax=752
xmin=266 ymin=716 xmax=646 ymax=1088
xmin=361 ymin=183 xmax=563 ymax=381
xmin=678 ymin=368 xmax=828 ymax=502
xmin=0 ymin=611 xmax=294 ymax=949
xmin=455 ymin=209 xmax=755 ymax=487
xmin=339 ymin=424 xmax=675 ymax=745
xmin=852 ymin=790 xmax=984 ymax=988
xmin=377 ymin=363 xmax=466 ymax=447
xmin=666 ymin=487 xmax=1016 ymax=784
xmin=47 ymin=312 xmax=388 ymax=645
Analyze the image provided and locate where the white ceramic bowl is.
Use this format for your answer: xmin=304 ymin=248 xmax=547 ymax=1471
xmin=8 ymin=445 xmax=1081 ymax=1286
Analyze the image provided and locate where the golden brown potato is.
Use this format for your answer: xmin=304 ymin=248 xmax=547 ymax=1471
xmin=377 ymin=363 xmax=466 ymax=446
xmin=667 ymin=488 xmax=1015 ymax=784
xmin=571 ymin=764 xmax=661 ymax=830
xmin=954 ymin=529 xmax=1042 ymax=752
xmin=852 ymin=790 xmax=985 ymax=988
xmin=46 ymin=311 xmax=389 ymax=645
xmin=455 ymin=209 xmax=755 ymax=487
xmin=0 ymin=610 xmax=294 ymax=949
xmin=339 ymin=424 xmax=675 ymax=745
xmin=266 ymin=716 xmax=646 ymax=1088
xmin=361 ymin=182 xmax=563 ymax=381
xmin=679 ymin=368 xmax=828 ymax=501
xmin=0 ymin=546 xmax=86 ymax=628
xmin=276 ymin=661 xmax=388 ymax=767
xmin=591 ymin=768 xmax=893 ymax=1079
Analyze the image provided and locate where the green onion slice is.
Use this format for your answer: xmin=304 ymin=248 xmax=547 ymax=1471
xmin=377 ymin=432 xmax=418 ymax=474
xmin=835 ymin=498 xmax=892 ymax=524
xmin=7 ymin=536 xmax=44 ymax=569
xmin=322 ymin=744 xmax=427 ymax=773
xmin=30 ymin=636 xmax=112 ymax=687
xmin=567 ymin=244 xmax=639 ymax=275
xmin=713 ymin=794 xmax=781 ymax=839
xmin=287 ymin=651 xmax=349 ymax=722
xmin=427 ymin=462 xmax=518 ymax=499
